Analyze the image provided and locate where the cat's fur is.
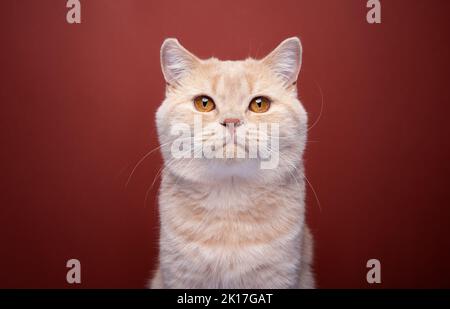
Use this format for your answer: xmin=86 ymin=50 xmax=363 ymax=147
xmin=150 ymin=37 xmax=315 ymax=288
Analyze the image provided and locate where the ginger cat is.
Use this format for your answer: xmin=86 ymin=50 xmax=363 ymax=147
xmin=150 ymin=37 xmax=315 ymax=288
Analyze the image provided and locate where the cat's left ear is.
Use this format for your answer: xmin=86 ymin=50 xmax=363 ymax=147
xmin=160 ymin=38 xmax=200 ymax=85
xmin=262 ymin=37 xmax=302 ymax=86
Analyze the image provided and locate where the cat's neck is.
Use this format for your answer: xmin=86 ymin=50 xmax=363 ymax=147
xmin=161 ymin=168 xmax=305 ymax=214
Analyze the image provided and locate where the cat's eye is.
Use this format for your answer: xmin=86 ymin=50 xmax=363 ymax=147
xmin=193 ymin=95 xmax=215 ymax=112
xmin=249 ymin=96 xmax=271 ymax=113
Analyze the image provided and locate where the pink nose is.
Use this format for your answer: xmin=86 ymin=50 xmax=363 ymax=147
xmin=221 ymin=118 xmax=241 ymax=126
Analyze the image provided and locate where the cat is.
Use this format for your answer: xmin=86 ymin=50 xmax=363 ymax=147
xmin=150 ymin=37 xmax=315 ymax=288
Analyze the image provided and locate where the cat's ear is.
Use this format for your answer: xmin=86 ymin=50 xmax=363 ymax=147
xmin=262 ymin=37 xmax=302 ymax=86
xmin=160 ymin=38 xmax=200 ymax=85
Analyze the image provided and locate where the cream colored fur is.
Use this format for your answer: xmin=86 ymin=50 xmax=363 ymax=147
xmin=150 ymin=37 xmax=315 ymax=288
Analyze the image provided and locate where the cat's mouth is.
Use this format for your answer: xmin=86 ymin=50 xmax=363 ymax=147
xmin=218 ymin=140 xmax=247 ymax=158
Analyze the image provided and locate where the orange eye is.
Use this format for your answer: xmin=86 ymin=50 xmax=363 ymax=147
xmin=194 ymin=95 xmax=215 ymax=112
xmin=249 ymin=96 xmax=271 ymax=113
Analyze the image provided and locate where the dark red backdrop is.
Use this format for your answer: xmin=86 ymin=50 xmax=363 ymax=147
xmin=1 ymin=0 xmax=449 ymax=288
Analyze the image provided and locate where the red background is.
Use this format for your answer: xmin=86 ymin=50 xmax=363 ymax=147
xmin=1 ymin=0 xmax=449 ymax=288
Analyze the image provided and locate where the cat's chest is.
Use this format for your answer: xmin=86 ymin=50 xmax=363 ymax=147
xmin=160 ymin=181 xmax=302 ymax=247
xmin=158 ymin=179 xmax=304 ymax=288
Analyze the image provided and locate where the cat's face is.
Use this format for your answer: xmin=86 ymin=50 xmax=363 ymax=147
xmin=156 ymin=38 xmax=307 ymax=184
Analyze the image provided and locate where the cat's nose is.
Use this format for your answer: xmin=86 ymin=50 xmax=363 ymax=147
xmin=221 ymin=118 xmax=242 ymax=127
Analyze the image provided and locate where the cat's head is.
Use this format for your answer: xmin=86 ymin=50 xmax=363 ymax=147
xmin=156 ymin=37 xmax=307 ymax=184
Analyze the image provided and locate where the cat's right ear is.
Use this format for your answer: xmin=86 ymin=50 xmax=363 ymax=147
xmin=160 ymin=38 xmax=200 ymax=86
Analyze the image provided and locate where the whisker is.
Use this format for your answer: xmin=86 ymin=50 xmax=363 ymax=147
xmin=125 ymin=135 xmax=208 ymax=188
xmin=125 ymin=140 xmax=175 ymax=188
xmin=263 ymin=146 xmax=322 ymax=212
xmin=307 ymin=80 xmax=324 ymax=132
xmin=144 ymin=145 xmax=204 ymax=207
xmin=302 ymin=173 xmax=322 ymax=212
